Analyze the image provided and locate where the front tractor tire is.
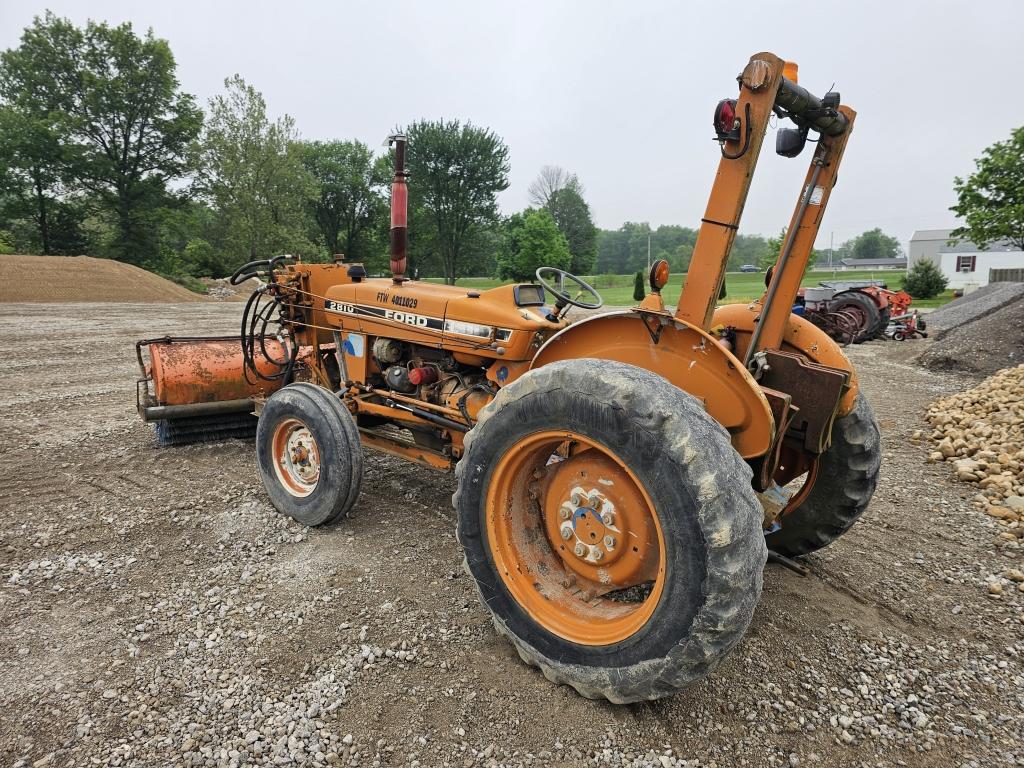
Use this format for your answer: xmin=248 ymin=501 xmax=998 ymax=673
xmin=454 ymin=359 xmax=766 ymax=703
xmin=765 ymin=393 xmax=881 ymax=557
xmin=256 ymin=383 xmax=363 ymax=526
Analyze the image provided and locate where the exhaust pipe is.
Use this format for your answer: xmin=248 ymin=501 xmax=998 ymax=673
xmin=388 ymin=134 xmax=409 ymax=283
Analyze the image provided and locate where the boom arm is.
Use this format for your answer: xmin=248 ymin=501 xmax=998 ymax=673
xmin=746 ymin=105 xmax=854 ymax=362
xmin=674 ymin=52 xmax=855 ymax=357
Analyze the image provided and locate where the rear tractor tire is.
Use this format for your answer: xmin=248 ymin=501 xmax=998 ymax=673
xmin=256 ymin=383 xmax=363 ymax=526
xmin=454 ymin=359 xmax=766 ymax=703
xmin=831 ymin=291 xmax=882 ymax=344
xmin=765 ymin=392 xmax=881 ymax=557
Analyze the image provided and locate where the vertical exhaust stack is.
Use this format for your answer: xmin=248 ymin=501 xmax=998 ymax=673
xmin=388 ymin=134 xmax=409 ymax=284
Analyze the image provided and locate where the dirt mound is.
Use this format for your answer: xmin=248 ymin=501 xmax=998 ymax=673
xmin=925 ymin=282 xmax=1024 ymax=338
xmin=0 ymin=254 xmax=205 ymax=303
xmin=918 ymin=296 xmax=1024 ymax=375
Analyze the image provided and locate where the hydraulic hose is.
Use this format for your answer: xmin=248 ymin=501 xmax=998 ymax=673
xmin=240 ymin=285 xmax=298 ymax=383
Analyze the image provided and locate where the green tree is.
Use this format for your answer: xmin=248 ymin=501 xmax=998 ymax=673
xmin=649 ymin=225 xmax=695 ymax=273
xmin=497 ymin=209 xmax=571 ymax=281
xmin=632 ymin=270 xmax=646 ymax=301
xmin=0 ymin=13 xmax=201 ymax=264
xmin=595 ymin=228 xmax=628 ymax=273
xmin=728 ymin=233 xmax=769 ymax=271
xmin=151 ymin=199 xmax=221 ymax=276
xmin=194 ymin=76 xmax=315 ymax=265
xmin=951 ymin=126 xmax=1024 ymax=250
xmin=903 ymin=259 xmax=948 ymax=299
xmin=404 ymin=119 xmax=510 ymax=284
xmin=758 ymin=229 xmax=786 ymax=269
xmin=757 ymin=227 xmax=820 ymax=273
xmin=546 ymin=185 xmax=597 ymax=274
xmin=847 ymin=228 xmax=902 ymax=261
xmin=301 ymin=140 xmax=387 ymax=262
xmin=595 ymin=222 xmax=650 ymax=274
xmin=0 ymin=103 xmax=65 ymax=254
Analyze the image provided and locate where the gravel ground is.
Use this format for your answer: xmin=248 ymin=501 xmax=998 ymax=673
xmin=1 ymin=302 xmax=1022 ymax=768
xmin=924 ymin=282 xmax=1024 ymax=337
xmin=918 ymin=298 xmax=1024 ymax=376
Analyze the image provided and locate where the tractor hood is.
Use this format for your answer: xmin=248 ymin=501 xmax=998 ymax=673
xmin=322 ymin=278 xmax=566 ymax=362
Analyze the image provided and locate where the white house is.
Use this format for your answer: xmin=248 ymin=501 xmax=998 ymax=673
xmin=937 ymin=239 xmax=1024 ymax=289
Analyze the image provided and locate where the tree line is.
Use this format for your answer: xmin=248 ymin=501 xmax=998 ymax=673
xmin=0 ymin=13 xmax=914 ymax=289
xmin=594 ymin=224 xmax=905 ymax=276
xmin=0 ymin=14 xmax=600 ymax=286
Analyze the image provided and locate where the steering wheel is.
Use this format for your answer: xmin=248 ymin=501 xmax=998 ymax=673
xmin=535 ymin=267 xmax=604 ymax=311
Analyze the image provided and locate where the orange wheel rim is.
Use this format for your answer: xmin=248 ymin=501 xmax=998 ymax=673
xmin=272 ymin=418 xmax=321 ymax=497
xmin=485 ymin=430 xmax=666 ymax=645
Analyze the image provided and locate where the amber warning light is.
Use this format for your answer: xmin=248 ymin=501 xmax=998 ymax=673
xmin=649 ymin=259 xmax=670 ymax=293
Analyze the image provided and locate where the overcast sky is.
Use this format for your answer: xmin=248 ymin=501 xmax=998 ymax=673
xmin=3 ymin=0 xmax=1022 ymax=252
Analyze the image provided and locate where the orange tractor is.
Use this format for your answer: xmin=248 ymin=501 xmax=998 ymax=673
xmin=136 ymin=53 xmax=880 ymax=703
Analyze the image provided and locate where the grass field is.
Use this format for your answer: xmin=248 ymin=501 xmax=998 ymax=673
xmin=430 ymin=270 xmax=955 ymax=308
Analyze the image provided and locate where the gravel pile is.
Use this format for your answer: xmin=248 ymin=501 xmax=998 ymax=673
xmin=924 ymin=282 xmax=1024 ymax=338
xmin=201 ymin=278 xmax=259 ymax=302
xmin=923 ymin=363 xmax=1024 ymax=548
xmin=918 ymin=297 xmax=1024 ymax=375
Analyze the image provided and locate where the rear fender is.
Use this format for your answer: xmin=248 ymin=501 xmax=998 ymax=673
xmin=530 ymin=311 xmax=774 ymax=459
xmin=712 ymin=302 xmax=859 ymax=416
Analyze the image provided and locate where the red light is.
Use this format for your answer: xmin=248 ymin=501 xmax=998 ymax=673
xmin=714 ymin=99 xmax=737 ymax=136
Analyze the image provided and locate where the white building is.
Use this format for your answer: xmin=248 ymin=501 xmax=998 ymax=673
xmin=837 ymin=257 xmax=907 ymax=271
xmin=908 ymin=229 xmax=952 ymax=269
xmin=937 ymin=239 xmax=1023 ymax=289
xmin=909 ymin=229 xmax=1023 ymax=288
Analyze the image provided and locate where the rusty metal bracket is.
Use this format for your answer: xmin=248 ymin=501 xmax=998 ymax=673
xmin=136 ymin=378 xmax=155 ymax=418
xmin=758 ymin=350 xmax=848 ymax=454
xmin=750 ymin=386 xmax=794 ymax=491
xmin=779 ymin=454 xmax=820 ymax=517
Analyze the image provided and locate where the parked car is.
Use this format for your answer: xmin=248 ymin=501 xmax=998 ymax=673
xmin=739 ymin=264 xmax=759 ymax=273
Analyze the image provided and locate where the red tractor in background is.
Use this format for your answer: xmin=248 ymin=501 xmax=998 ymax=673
xmin=794 ymin=280 xmax=912 ymax=344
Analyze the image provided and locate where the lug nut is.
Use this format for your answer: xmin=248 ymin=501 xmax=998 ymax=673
xmin=604 ymin=535 xmax=616 ymax=549
xmin=591 ymin=548 xmax=604 ymax=562
xmin=560 ymin=506 xmax=572 ymax=520
xmin=601 ymin=512 xmax=614 ymax=526
xmin=574 ymin=542 xmax=586 ymax=557
xmin=561 ymin=526 xmax=572 ymax=541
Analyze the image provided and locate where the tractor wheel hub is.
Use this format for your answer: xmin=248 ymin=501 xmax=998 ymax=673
xmin=541 ymin=453 xmax=660 ymax=589
xmin=272 ymin=419 xmax=321 ymax=497
xmin=557 ymin=487 xmax=621 ymax=566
